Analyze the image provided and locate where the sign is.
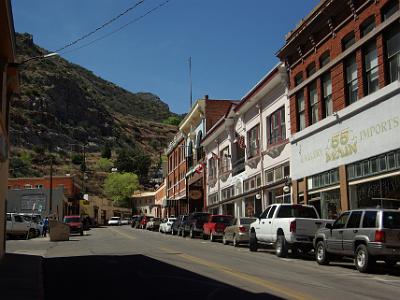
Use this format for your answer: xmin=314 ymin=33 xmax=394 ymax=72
xmin=80 ymin=200 xmax=90 ymax=206
xmin=189 ymin=189 xmax=203 ymax=200
xmin=291 ymin=93 xmax=400 ymax=179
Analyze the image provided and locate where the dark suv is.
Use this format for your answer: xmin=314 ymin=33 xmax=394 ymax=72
xmin=314 ymin=208 xmax=400 ymax=273
xmin=171 ymin=215 xmax=188 ymax=236
xmin=181 ymin=212 xmax=210 ymax=238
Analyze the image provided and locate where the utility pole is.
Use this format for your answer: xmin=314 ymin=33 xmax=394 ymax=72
xmin=49 ymin=155 xmax=53 ymax=215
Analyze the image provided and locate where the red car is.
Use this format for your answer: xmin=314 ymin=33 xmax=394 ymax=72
xmin=203 ymin=214 xmax=233 ymax=242
xmin=63 ymin=215 xmax=84 ymax=236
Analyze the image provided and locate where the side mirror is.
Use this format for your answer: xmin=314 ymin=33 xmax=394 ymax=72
xmin=325 ymin=223 xmax=333 ymax=229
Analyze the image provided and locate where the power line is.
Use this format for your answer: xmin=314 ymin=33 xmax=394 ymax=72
xmin=61 ymin=0 xmax=172 ymax=55
xmin=55 ymin=0 xmax=146 ymax=53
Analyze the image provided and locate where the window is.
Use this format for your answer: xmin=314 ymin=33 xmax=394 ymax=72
xmin=219 ymin=147 xmax=230 ymax=173
xmin=382 ymin=0 xmax=399 ymax=21
xmin=247 ymin=125 xmax=260 ymax=158
xmin=342 ymin=32 xmax=355 ymax=51
xmin=14 ymin=215 xmax=24 ymax=223
xmin=361 ymin=17 xmax=375 ymax=37
xmin=383 ymin=212 xmax=400 ymax=229
xmin=321 ymin=73 xmax=332 ymax=117
xmin=297 ymin=91 xmax=305 ymax=131
xmin=362 ymin=211 xmax=377 ymax=228
xmin=345 ymin=54 xmax=358 ymax=105
xmin=307 ymin=63 xmax=316 ymax=77
xmin=260 ymin=207 xmax=271 ymax=219
xmin=268 ymin=107 xmax=286 ymax=145
xmin=294 ymin=72 xmax=303 ymax=86
xmin=385 ymin=24 xmax=400 ymax=83
xmin=308 ymin=168 xmax=339 ymax=190
xmin=221 ymin=186 xmax=234 ymax=200
xmin=309 ymin=82 xmax=318 ymax=125
xmin=333 ymin=212 xmax=350 ymax=229
xmin=346 ymin=211 xmax=362 ymax=228
xmin=244 ymin=174 xmax=261 ymax=192
xmin=6 ymin=214 xmax=11 ymax=221
xmin=267 ymin=206 xmax=277 ymax=218
xmin=319 ymin=51 xmax=330 ymax=67
xmin=364 ymin=42 xmax=379 ymax=95
xmin=276 ymin=205 xmax=318 ymax=218
xmin=208 ymin=158 xmax=217 ymax=179
xmin=35 ymin=184 xmax=43 ymax=189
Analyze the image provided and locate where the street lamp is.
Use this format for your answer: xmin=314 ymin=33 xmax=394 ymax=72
xmin=9 ymin=52 xmax=59 ymax=68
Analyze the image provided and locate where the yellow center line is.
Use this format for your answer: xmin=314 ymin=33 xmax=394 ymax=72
xmin=160 ymin=247 xmax=316 ymax=300
xmin=108 ymin=227 xmax=136 ymax=240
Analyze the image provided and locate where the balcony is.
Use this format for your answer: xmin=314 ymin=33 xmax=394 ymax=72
xmin=232 ymin=157 xmax=245 ymax=176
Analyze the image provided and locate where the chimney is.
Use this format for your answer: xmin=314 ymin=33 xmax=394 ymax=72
xmin=204 ymin=95 xmax=209 ymax=100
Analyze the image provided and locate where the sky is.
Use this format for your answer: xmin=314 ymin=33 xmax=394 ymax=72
xmin=12 ymin=0 xmax=319 ymax=114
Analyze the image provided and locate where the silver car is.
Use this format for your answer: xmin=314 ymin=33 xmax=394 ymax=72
xmin=223 ymin=217 xmax=257 ymax=247
xmin=314 ymin=208 xmax=400 ymax=273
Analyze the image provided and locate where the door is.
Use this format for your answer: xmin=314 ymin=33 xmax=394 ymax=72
xmin=326 ymin=212 xmax=350 ymax=253
xmin=254 ymin=206 xmax=271 ymax=241
xmin=262 ymin=205 xmax=277 ymax=242
xmin=13 ymin=214 xmax=29 ymax=235
xmin=342 ymin=211 xmax=362 ymax=255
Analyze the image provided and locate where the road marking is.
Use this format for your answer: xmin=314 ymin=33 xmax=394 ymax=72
xmin=160 ymin=247 xmax=316 ymax=300
xmin=108 ymin=227 xmax=136 ymax=240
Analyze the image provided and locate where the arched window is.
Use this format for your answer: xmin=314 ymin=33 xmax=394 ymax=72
xmin=187 ymin=141 xmax=193 ymax=168
xmin=196 ymin=131 xmax=204 ymax=161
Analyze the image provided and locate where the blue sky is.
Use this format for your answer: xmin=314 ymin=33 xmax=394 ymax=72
xmin=13 ymin=0 xmax=319 ymax=114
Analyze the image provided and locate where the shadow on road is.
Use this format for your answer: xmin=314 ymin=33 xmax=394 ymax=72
xmin=1 ymin=253 xmax=285 ymax=300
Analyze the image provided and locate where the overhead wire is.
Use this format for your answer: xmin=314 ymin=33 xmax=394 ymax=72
xmin=61 ymin=0 xmax=172 ymax=55
xmin=55 ymin=0 xmax=146 ymax=53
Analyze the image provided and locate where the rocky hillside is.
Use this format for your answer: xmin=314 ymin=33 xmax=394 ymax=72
xmin=10 ymin=33 xmax=178 ymax=190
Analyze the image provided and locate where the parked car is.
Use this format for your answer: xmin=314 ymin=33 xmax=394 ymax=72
xmin=223 ymin=217 xmax=257 ymax=247
xmin=171 ymin=215 xmax=188 ymax=236
xmin=121 ymin=218 xmax=130 ymax=225
xmin=203 ymin=214 xmax=234 ymax=242
xmin=6 ymin=213 xmax=37 ymax=239
xmin=63 ymin=215 xmax=84 ymax=235
xmin=249 ymin=204 xmax=333 ymax=257
xmin=182 ymin=212 xmax=211 ymax=238
xmin=19 ymin=213 xmax=43 ymax=237
xmin=159 ymin=217 xmax=177 ymax=233
xmin=131 ymin=215 xmax=142 ymax=228
xmin=314 ymin=208 xmax=400 ymax=273
xmin=146 ymin=217 xmax=162 ymax=231
xmin=108 ymin=216 xmax=122 ymax=226
xmin=140 ymin=216 xmax=153 ymax=229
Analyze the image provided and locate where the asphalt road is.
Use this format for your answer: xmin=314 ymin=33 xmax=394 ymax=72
xmin=6 ymin=226 xmax=400 ymax=300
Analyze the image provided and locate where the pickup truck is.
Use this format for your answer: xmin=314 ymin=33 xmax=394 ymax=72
xmin=6 ymin=213 xmax=37 ymax=239
xmin=249 ymin=204 xmax=334 ymax=257
xmin=203 ymin=214 xmax=233 ymax=242
xmin=182 ymin=212 xmax=210 ymax=238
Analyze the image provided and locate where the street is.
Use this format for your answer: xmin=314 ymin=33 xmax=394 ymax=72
xmin=5 ymin=226 xmax=400 ymax=300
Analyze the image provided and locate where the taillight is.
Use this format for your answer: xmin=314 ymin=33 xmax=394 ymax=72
xmin=375 ymin=230 xmax=385 ymax=243
xmin=290 ymin=220 xmax=296 ymax=233
xmin=238 ymin=226 xmax=248 ymax=233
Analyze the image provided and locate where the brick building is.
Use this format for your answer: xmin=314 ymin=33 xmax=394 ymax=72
xmin=277 ymin=0 xmax=400 ymax=219
xmin=8 ymin=175 xmax=82 ymax=215
xmin=0 ymin=0 xmax=20 ymax=260
xmin=153 ymin=179 xmax=166 ymax=217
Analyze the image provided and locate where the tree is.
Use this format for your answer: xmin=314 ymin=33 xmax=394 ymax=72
xmin=162 ymin=116 xmax=182 ymax=126
xmin=115 ymin=148 xmax=135 ymax=172
xmin=104 ymin=172 xmax=139 ymax=206
xmin=97 ymin=158 xmax=113 ymax=172
xmin=132 ymin=153 xmax=151 ymax=184
xmin=71 ymin=153 xmax=83 ymax=165
xmin=101 ymin=143 xmax=112 ymax=159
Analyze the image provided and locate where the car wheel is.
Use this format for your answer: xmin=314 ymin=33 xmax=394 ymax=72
xmin=233 ymin=235 xmax=239 ymax=247
xmin=28 ymin=229 xmax=36 ymax=239
xmin=316 ymin=241 xmax=330 ymax=265
xmin=222 ymin=234 xmax=228 ymax=245
xmin=249 ymin=231 xmax=258 ymax=252
xmin=80 ymin=230 xmax=84 ymax=236
xmin=210 ymin=232 xmax=215 ymax=242
xmin=276 ymin=235 xmax=288 ymax=258
xmin=385 ymin=259 xmax=398 ymax=267
xmin=202 ymin=233 xmax=208 ymax=240
xmin=182 ymin=229 xmax=186 ymax=237
xmin=171 ymin=228 xmax=175 ymax=236
xmin=355 ymin=244 xmax=374 ymax=273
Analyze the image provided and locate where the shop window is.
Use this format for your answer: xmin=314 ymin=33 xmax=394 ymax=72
xmin=342 ymin=32 xmax=355 ymax=51
xmin=362 ymin=160 xmax=370 ymax=176
xmin=309 ymin=168 xmax=339 ymax=190
xmin=360 ymin=16 xmax=375 ymax=37
xmin=370 ymin=157 xmax=378 ymax=173
xmin=266 ymin=171 xmax=274 ymax=184
xmin=250 ymin=179 xmax=255 ymax=189
xmin=284 ymin=164 xmax=290 ymax=177
xmin=362 ymin=211 xmax=377 ymax=228
xmin=363 ymin=41 xmax=379 ymax=95
xmin=347 ymin=165 xmax=355 ymax=179
xmin=244 ymin=181 xmax=250 ymax=192
xmin=396 ymin=150 xmax=400 ymax=167
xmin=256 ymin=175 xmax=262 ymax=187
xmin=322 ymin=73 xmax=333 ymax=117
xmin=378 ymin=155 xmax=387 ymax=172
xmin=319 ymin=51 xmax=330 ymax=67
xmin=384 ymin=23 xmax=400 ymax=83
xmin=297 ymin=91 xmax=305 ymax=131
xmin=355 ymin=162 xmax=363 ymax=177
xmin=387 ymin=152 xmax=396 ymax=169
xmin=275 ymin=167 xmax=283 ymax=181
xmin=382 ymin=0 xmax=399 ymax=21
xmin=345 ymin=54 xmax=358 ymax=105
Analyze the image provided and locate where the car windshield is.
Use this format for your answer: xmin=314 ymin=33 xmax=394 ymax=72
xmin=111 ymin=217 xmax=120 ymax=220
xmin=382 ymin=212 xmax=400 ymax=229
xmin=276 ymin=205 xmax=318 ymax=219
xmin=211 ymin=216 xmax=232 ymax=223
xmin=168 ymin=218 xmax=176 ymax=222
xmin=240 ymin=218 xmax=257 ymax=225
xmin=65 ymin=217 xmax=80 ymax=223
